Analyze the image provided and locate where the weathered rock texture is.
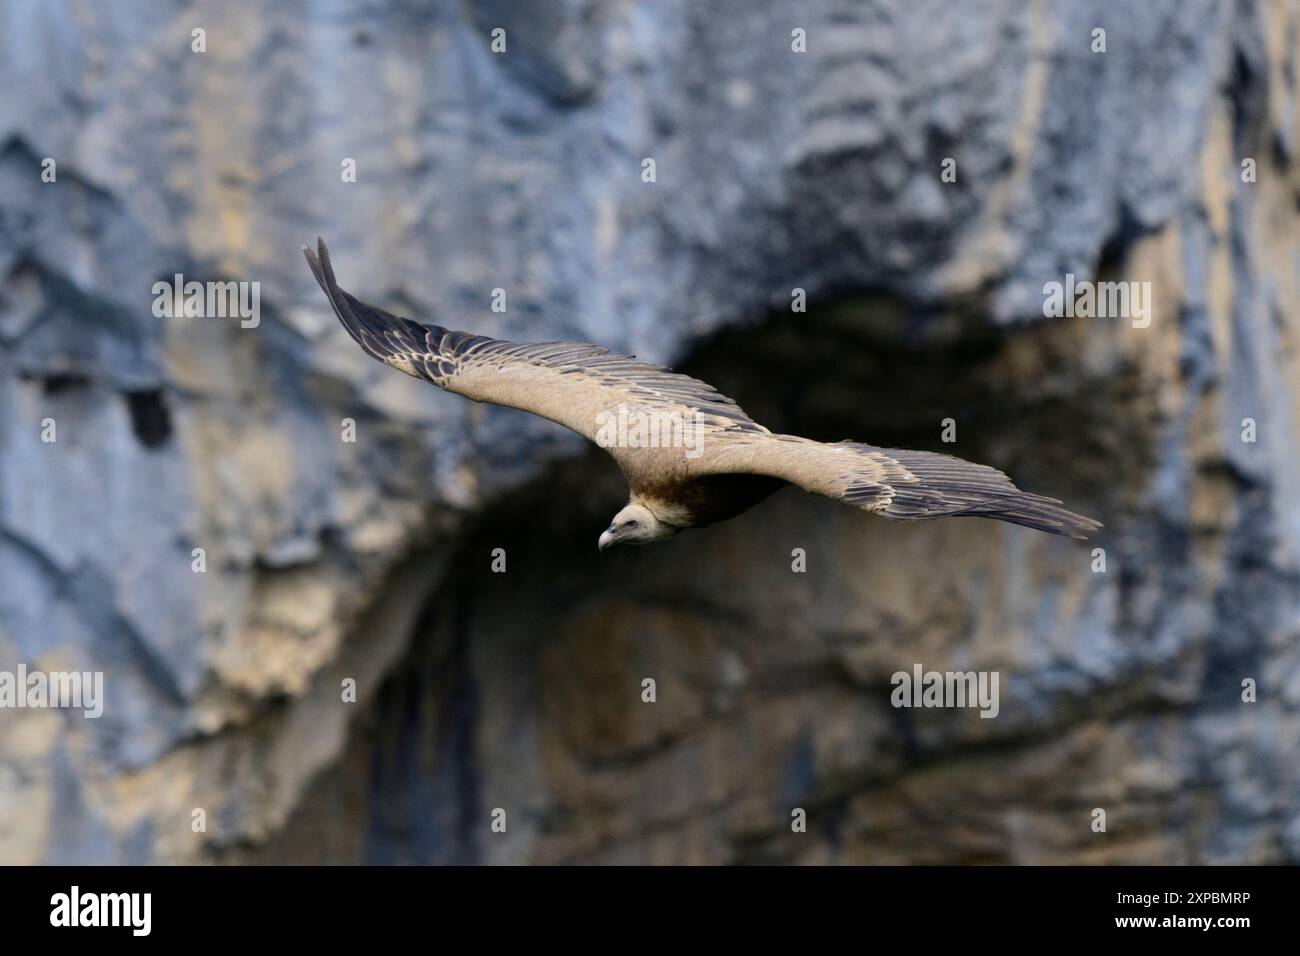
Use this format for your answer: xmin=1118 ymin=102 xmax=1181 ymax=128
xmin=1 ymin=0 xmax=1298 ymax=864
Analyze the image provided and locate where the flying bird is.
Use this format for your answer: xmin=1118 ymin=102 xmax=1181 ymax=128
xmin=304 ymin=240 xmax=1100 ymax=551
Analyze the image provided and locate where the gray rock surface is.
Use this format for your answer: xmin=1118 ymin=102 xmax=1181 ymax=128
xmin=0 ymin=0 xmax=1297 ymax=863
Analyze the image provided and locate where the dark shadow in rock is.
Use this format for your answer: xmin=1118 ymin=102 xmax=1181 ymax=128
xmin=123 ymin=388 xmax=172 ymax=449
xmin=237 ymin=294 xmax=1160 ymax=863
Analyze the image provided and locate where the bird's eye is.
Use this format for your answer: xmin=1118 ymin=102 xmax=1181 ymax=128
xmin=623 ymin=519 xmax=638 ymax=530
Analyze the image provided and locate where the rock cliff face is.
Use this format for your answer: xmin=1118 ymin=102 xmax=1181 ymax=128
xmin=1 ymin=0 xmax=1298 ymax=864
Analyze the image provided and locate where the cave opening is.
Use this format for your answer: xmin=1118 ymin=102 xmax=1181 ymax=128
xmin=242 ymin=292 xmax=1156 ymax=864
xmin=123 ymin=389 xmax=173 ymax=450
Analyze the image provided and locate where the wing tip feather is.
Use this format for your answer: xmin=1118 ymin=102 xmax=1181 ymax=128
xmin=842 ymin=445 xmax=1103 ymax=540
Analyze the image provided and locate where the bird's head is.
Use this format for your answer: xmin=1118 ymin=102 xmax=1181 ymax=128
xmin=598 ymin=503 xmax=677 ymax=552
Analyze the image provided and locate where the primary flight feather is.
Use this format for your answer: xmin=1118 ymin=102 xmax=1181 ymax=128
xmin=304 ymin=239 xmax=1100 ymax=550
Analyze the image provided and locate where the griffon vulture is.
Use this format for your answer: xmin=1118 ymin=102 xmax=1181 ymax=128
xmin=304 ymin=240 xmax=1100 ymax=550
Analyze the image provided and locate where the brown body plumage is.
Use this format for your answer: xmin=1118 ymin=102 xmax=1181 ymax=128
xmin=304 ymin=239 xmax=1100 ymax=549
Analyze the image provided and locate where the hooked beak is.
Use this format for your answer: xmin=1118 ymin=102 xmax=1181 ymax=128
xmin=598 ymin=527 xmax=617 ymax=552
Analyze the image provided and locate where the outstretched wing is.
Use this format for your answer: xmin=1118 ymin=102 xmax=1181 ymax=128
xmin=694 ymin=437 xmax=1101 ymax=539
xmin=303 ymin=239 xmax=765 ymax=466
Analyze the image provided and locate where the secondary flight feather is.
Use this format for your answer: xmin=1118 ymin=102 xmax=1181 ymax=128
xmin=304 ymin=239 xmax=1100 ymax=550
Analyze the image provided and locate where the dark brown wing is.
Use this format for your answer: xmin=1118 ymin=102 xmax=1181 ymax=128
xmin=691 ymin=437 xmax=1101 ymax=539
xmin=303 ymin=240 xmax=766 ymax=464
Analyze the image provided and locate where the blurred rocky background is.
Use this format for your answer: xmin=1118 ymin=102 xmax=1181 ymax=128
xmin=1 ymin=0 xmax=1298 ymax=864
